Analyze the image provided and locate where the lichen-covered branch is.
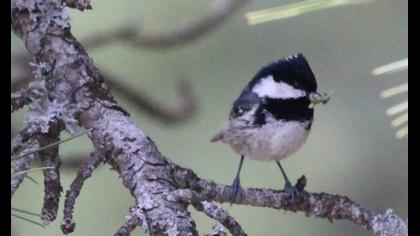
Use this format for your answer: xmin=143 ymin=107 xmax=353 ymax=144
xmin=11 ymin=138 xmax=40 ymax=195
xmin=195 ymin=201 xmax=246 ymax=236
xmin=11 ymin=116 xmax=62 ymax=196
xmin=12 ymin=0 xmax=198 ymax=234
xmin=40 ymin=135 xmax=62 ymax=224
xmin=206 ymin=223 xmax=227 ymax=236
xmin=168 ymin=163 xmax=407 ymax=236
xmin=11 ymin=80 xmax=47 ymax=112
xmin=64 ymin=0 xmax=92 ymax=11
xmin=11 ymin=90 xmax=31 ymax=112
xmin=114 ymin=206 xmax=148 ymax=236
xmin=167 ymin=189 xmax=246 ymax=235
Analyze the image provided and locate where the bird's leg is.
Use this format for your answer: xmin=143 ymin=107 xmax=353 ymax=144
xmin=230 ymin=155 xmax=245 ymax=201
xmin=276 ymin=161 xmax=299 ymax=200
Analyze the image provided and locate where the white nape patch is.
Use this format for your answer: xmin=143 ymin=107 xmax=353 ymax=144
xmin=252 ymin=75 xmax=306 ymax=99
xmin=283 ymin=54 xmax=298 ymax=61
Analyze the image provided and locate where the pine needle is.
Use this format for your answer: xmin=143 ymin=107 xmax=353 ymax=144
xmin=12 ymin=128 xmax=92 ymax=160
xmin=380 ymin=83 xmax=408 ymax=98
xmin=372 ymin=58 xmax=408 ymax=76
xmin=395 ymin=126 xmax=408 ymax=139
xmin=11 ymin=213 xmax=45 ymax=228
xmin=391 ymin=113 xmax=408 ymax=127
xmin=245 ymin=0 xmax=373 ymax=25
xmin=24 ymin=175 xmax=39 ymax=185
xmin=12 ymin=207 xmax=43 ymax=218
xmin=386 ymin=101 xmax=408 ymax=116
xmin=13 ymin=166 xmax=54 ymax=176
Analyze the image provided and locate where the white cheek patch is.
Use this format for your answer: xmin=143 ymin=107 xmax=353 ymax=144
xmin=252 ymin=75 xmax=306 ymax=99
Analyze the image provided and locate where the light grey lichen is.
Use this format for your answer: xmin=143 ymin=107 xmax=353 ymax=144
xmin=11 ymin=0 xmax=36 ymax=11
xmin=64 ymin=0 xmax=92 ymax=11
xmin=12 ymin=0 xmax=70 ymax=33
xmin=372 ymin=209 xmax=408 ymax=236
xmin=128 ymin=206 xmax=148 ymax=232
xmin=206 ymin=223 xmax=227 ymax=236
xmin=25 ymin=98 xmax=82 ymax=134
xmin=308 ymin=195 xmax=323 ymax=216
xmin=29 ymin=61 xmax=52 ymax=79
xmin=28 ymin=80 xmax=48 ymax=97
xmin=11 ymin=138 xmax=41 ymax=195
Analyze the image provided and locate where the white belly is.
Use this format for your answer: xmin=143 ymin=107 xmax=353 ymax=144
xmin=220 ymin=120 xmax=310 ymax=161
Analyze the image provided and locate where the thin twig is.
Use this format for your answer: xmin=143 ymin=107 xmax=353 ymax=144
xmin=11 ymin=80 xmax=47 ymax=112
xmin=195 ymin=201 xmax=246 ymax=236
xmin=121 ymin=0 xmax=248 ymax=49
xmin=206 ymin=223 xmax=227 ymax=236
xmin=114 ymin=206 xmax=148 ymax=236
xmin=11 ymin=139 xmax=40 ymax=196
xmin=40 ymin=143 xmax=62 ymax=225
xmin=61 ymin=152 xmax=104 ymax=234
xmin=106 ymin=76 xmax=196 ymax=124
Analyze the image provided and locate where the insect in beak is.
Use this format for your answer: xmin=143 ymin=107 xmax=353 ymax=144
xmin=309 ymin=90 xmax=333 ymax=108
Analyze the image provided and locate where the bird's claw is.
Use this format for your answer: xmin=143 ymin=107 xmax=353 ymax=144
xmin=284 ymin=181 xmax=299 ymax=200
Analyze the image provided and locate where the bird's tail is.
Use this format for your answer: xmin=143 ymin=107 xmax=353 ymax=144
xmin=210 ymin=132 xmax=223 ymax=142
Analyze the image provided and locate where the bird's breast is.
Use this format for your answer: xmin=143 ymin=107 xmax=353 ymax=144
xmin=221 ymin=120 xmax=311 ymax=161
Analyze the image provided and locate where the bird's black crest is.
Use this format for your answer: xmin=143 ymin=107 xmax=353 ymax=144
xmin=248 ymin=53 xmax=317 ymax=93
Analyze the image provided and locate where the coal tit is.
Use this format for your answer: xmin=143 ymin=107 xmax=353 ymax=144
xmin=211 ymin=53 xmax=327 ymax=200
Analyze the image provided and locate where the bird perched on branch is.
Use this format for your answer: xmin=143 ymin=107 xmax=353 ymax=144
xmin=211 ymin=53 xmax=330 ymax=200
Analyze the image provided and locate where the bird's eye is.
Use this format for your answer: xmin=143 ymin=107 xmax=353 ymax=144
xmin=236 ymin=106 xmax=244 ymax=115
xmin=230 ymin=106 xmax=245 ymax=118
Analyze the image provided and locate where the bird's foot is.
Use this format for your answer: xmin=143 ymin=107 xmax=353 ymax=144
xmin=284 ymin=181 xmax=299 ymax=201
xmin=229 ymin=177 xmax=242 ymax=202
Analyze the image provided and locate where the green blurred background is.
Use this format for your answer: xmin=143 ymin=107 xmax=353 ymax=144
xmin=11 ymin=0 xmax=407 ymax=235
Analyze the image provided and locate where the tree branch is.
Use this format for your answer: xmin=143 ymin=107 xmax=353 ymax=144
xmin=12 ymin=1 xmax=198 ymax=234
xmin=114 ymin=206 xmax=148 ymax=236
xmin=206 ymin=223 xmax=227 ymax=236
xmin=194 ymin=201 xmax=246 ymax=236
xmin=11 ymin=80 xmax=47 ymax=112
xmin=167 ymin=189 xmax=246 ymax=235
xmin=11 ymin=117 xmax=63 ymax=196
xmin=168 ymin=163 xmax=408 ymax=236
xmin=40 ymin=136 xmax=62 ymax=224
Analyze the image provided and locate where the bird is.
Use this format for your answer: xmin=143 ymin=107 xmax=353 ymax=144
xmin=211 ymin=53 xmax=325 ymax=200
